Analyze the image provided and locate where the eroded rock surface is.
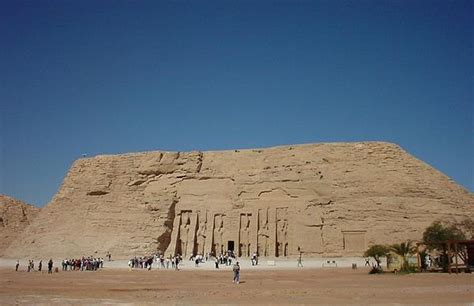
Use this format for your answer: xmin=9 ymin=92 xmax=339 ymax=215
xmin=4 ymin=142 xmax=473 ymax=259
xmin=0 ymin=195 xmax=40 ymax=256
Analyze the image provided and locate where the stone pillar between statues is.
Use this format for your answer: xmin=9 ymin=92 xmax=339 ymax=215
xmin=250 ymin=210 xmax=258 ymax=256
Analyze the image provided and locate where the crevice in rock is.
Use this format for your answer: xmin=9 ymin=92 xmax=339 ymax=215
xmin=128 ymin=179 xmax=146 ymax=186
xmin=308 ymin=200 xmax=334 ymax=207
xmin=237 ymin=190 xmax=248 ymax=197
xmin=195 ymin=176 xmax=234 ymax=181
xmin=257 ymin=188 xmax=298 ymax=198
xmin=156 ymin=196 xmax=178 ymax=253
xmin=196 ymin=152 xmax=203 ymax=173
xmin=320 ymin=227 xmax=325 ymax=249
xmin=87 ymin=191 xmax=109 ymax=196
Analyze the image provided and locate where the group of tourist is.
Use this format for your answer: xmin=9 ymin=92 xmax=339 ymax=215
xmin=14 ymin=251 xmax=243 ymax=284
xmin=27 ymin=259 xmax=40 ymax=272
xmin=61 ymin=257 xmax=104 ymax=271
xmin=190 ymin=254 xmax=206 ymax=267
xmin=128 ymin=256 xmax=154 ymax=270
xmin=191 ymin=252 xmax=241 ymax=284
xmin=128 ymin=254 xmax=182 ymax=270
xmin=15 ymin=255 xmax=243 ymax=285
xmin=16 ymin=259 xmax=54 ymax=273
xmin=214 ymin=251 xmax=236 ymax=269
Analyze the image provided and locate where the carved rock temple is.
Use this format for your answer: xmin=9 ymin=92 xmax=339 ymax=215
xmin=3 ymin=142 xmax=473 ymax=259
xmin=165 ymin=207 xmax=319 ymax=258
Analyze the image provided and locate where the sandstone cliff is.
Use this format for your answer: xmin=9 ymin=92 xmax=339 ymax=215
xmin=4 ymin=142 xmax=473 ymax=259
xmin=0 ymin=195 xmax=40 ymax=256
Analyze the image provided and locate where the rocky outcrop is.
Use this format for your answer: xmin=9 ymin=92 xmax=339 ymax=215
xmin=4 ymin=142 xmax=473 ymax=259
xmin=0 ymin=195 xmax=40 ymax=256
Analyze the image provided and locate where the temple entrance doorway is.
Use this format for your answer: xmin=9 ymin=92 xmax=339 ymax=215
xmin=227 ymin=241 xmax=235 ymax=252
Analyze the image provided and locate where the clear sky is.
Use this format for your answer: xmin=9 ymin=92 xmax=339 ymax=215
xmin=1 ymin=0 xmax=472 ymax=207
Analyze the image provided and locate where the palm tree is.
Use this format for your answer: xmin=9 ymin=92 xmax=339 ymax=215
xmin=390 ymin=241 xmax=417 ymax=272
xmin=364 ymin=244 xmax=390 ymax=268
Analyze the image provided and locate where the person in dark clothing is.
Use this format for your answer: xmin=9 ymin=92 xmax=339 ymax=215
xmin=38 ymin=260 xmax=42 ymax=272
xmin=48 ymin=259 xmax=53 ymax=274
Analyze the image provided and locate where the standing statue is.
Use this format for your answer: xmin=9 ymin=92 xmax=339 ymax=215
xmin=278 ymin=219 xmax=288 ymax=256
xmin=240 ymin=214 xmax=251 ymax=257
xmin=213 ymin=215 xmax=224 ymax=255
xmin=258 ymin=209 xmax=270 ymax=256
xmin=196 ymin=211 xmax=207 ymax=255
xmin=276 ymin=209 xmax=289 ymax=257
xmin=179 ymin=212 xmax=191 ymax=256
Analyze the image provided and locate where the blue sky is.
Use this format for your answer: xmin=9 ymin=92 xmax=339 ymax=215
xmin=1 ymin=0 xmax=472 ymax=207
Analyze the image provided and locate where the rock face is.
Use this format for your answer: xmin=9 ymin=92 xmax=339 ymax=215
xmin=0 ymin=195 xmax=40 ymax=256
xmin=4 ymin=142 xmax=473 ymax=259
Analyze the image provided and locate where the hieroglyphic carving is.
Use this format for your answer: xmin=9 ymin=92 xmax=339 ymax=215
xmin=213 ymin=214 xmax=225 ymax=255
xmin=257 ymin=208 xmax=271 ymax=256
xmin=239 ymin=213 xmax=251 ymax=257
xmin=276 ymin=207 xmax=289 ymax=257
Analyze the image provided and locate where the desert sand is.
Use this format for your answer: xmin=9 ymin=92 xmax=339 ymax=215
xmin=0 ymin=263 xmax=472 ymax=305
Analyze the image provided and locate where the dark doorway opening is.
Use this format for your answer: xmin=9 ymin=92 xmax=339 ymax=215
xmin=227 ymin=241 xmax=235 ymax=252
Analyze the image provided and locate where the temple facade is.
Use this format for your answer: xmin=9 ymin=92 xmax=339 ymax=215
xmin=165 ymin=206 xmax=328 ymax=258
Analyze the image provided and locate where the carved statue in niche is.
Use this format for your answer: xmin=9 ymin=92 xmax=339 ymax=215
xmin=257 ymin=209 xmax=270 ymax=256
xmin=276 ymin=208 xmax=289 ymax=257
xmin=213 ymin=214 xmax=225 ymax=255
xmin=195 ymin=211 xmax=207 ymax=255
xmin=239 ymin=213 xmax=251 ymax=257
xmin=179 ymin=211 xmax=191 ymax=257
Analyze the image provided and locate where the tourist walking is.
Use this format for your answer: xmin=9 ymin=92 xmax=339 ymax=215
xmin=297 ymin=252 xmax=303 ymax=267
xmin=232 ymin=261 xmax=240 ymax=284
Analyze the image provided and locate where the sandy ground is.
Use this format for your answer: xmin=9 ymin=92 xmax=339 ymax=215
xmin=1 ymin=259 xmax=473 ymax=306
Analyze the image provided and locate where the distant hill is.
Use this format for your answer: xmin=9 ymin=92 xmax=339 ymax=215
xmin=0 ymin=195 xmax=40 ymax=256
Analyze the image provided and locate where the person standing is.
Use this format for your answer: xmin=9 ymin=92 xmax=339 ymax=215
xmin=232 ymin=261 xmax=240 ymax=284
xmin=38 ymin=260 xmax=42 ymax=272
xmin=15 ymin=260 xmax=19 ymax=271
xmin=297 ymin=252 xmax=303 ymax=268
xmin=175 ymin=255 xmax=180 ymax=271
xmin=48 ymin=259 xmax=53 ymax=274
